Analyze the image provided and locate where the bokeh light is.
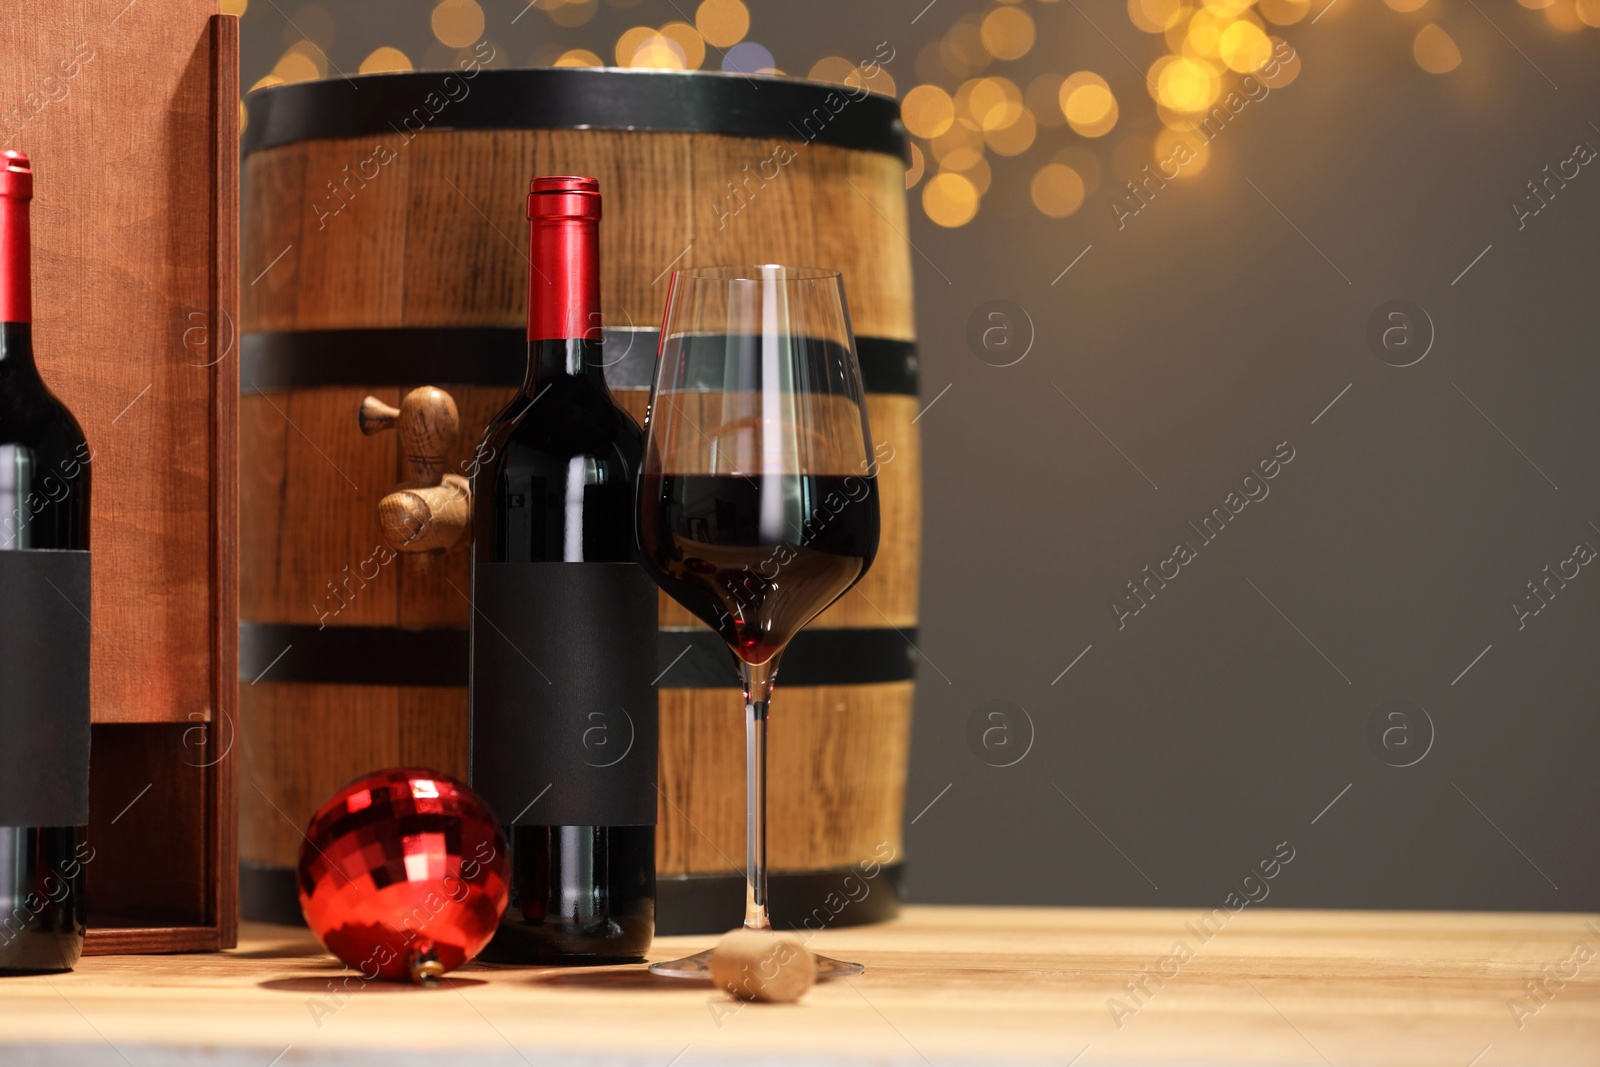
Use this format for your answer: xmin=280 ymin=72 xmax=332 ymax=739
xmin=221 ymin=0 xmax=247 ymax=14
xmin=359 ymin=46 xmax=413 ymax=74
xmin=903 ymin=84 xmax=957 ymax=139
xmin=1156 ymin=56 xmax=1220 ymax=112
xmin=1258 ymin=0 xmax=1309 ymax=24
xmin=431 ymin=0 xmax=484 ymax=48
xmin=272 ymin=42 xmax=324 ymax=84
xmin=631 ymin=34 xmax=688 ymax=70
xmin=554 ymin=48 xmax=603 ymax=67
xmin=1218 ymin=21 xmax=1272 ymax=72
xmin=1128 ymin=0 xmax=1190 ymax=34
xmin=615 ymin=26 xmax=654 ymax=66
xmin=980 ymin=6 xmax=1036 ymax=60
xmin=659 ymin=21 xmax=707 ymax=69
xmin=546 ymin=0 xmax=597 ymax=27
xmin=1413 ymin=23 xmax=1461 ymax=73
xmin=922 ymin=172 xmax=980 ymax=227
xmin=695 ymin=0 xmax=750 ymax=49
xmin=1030 ymin=162 xmax=1085 ymax=217
xmin=722 ymin=40 xmax=774 ymax=75
xmin=905 ymin=142 xmax=926 ymax=189
xmin=1384 ymin=0 xmax=1429 ymax=11
xmin=1060 ymin=72 xmax=1118 ymax=138
xmin=960 ymin=76 xmax=1023 ymax=131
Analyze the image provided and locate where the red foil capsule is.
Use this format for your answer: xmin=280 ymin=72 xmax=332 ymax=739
xmin=296 ymin=767 xmax=511 ymax=984
xmin=526 ymin=175 xmax=601 ymax=343
xmin=0 ymin=150 xmax=33 ymax=324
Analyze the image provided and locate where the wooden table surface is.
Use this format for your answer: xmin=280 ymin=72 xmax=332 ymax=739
xmin=2 ymin=906 xmax=1596 ymax=1066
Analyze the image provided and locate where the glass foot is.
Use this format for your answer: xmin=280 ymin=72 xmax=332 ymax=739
xmin=648 ymin=947 xmax=864 ymax=979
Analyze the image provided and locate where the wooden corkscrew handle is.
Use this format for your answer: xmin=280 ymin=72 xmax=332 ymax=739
xmin=358 ymin=387 xmax=472 ymax=553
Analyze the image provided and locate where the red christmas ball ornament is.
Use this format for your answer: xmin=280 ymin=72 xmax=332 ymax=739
xmin=297 ymin=767 xmax=510 ymax=985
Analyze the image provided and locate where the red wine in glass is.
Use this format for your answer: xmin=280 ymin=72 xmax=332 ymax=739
xmin=640 ymin=473 xmax=879 ymax=665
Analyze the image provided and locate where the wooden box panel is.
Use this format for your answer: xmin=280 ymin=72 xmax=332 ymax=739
xmin=0 ymin=3 xmax=238 ymax=953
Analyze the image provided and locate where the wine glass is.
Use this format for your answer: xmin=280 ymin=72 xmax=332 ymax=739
xmin=637 ymin=265 xmax=882 ymax=980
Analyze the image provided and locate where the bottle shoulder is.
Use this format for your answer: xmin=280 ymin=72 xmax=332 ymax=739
xmin=481 ymin=380 xmax=643 ymax=463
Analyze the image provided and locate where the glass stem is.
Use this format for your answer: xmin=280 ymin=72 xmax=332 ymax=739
xmin=740 ymin=658 xmax=778 ymax=932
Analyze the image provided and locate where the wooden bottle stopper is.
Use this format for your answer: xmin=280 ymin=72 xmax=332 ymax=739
xmin=709 ymin=929 xmax=816 ymax=1003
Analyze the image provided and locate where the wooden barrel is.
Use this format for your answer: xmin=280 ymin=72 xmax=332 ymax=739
xmin=238 ymin=68 xmax=919 ymax=933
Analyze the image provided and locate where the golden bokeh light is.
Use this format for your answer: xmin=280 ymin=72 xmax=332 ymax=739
xmin=615 ymin=26 xmax=655 ymax=66
xmin=249 ymin=74 xmax=284 ymax=93
xmin=1578 ymin=0 xmax=1600 ymax=27
xmin=1413 ymin=23 xmax=1461 ymax=73
xmin=985 ymin=108 xmax=1037 ymax=155
xmin=1219 ymin=20 xmax=1273 ymax=72
xmin=659 ymin=21 xmax=706 ymax=69
xmin=905 ymin=142 xmax=926 ymax=189
xmin=980 ymin=6 xmax=1036 ymax=59
xmin=1157 ymin=56 xmax=1220 ymax=112
xmin=1060 ymin=72 xmax=1118 ymax=137
xmin=554 ymin=48 xmax=604 ymax=67
xmin=431 ymin=0 xmax=484 ymax=49
xmin=810 ymin=54 xmax=896 ymax=96
xmin=1181 ymin=8 xmax=1230 ymax=58
xmin=1031 ymin=162 xmax=1086 ymax=217
xmin=1384 ymin=0 xmax=1429 ymax=11
xmin=902 ymin=84 xmax=957 ymax=139
xmin=221 ymin=0 xmax=247 ymax=14
xmin=1258 ymin=0 xmax=1309 ymax=24
xmin=809 ymin=56 xmax=855 ymax=83
xmin=1545 ymin=0 xmax=1585 ymax=29
xmin=630 ymin=34 xmax=688 ymax=70
xmin=961 ymin=76 xmax=1024 ymax=131
xmin=922 ymin=171 xmax=980 ymax=228
xmin=1128 ymin=0 xmax=1190 ymax=34
xmin=272 ymin=45 xmax=323 ymax=84
xmin=695 ymin=0 xmax=749 ymax=48
xmin=1516 ymin=0 xmax=1554 ymax=8
xmin=359 ymin=46 xmax=413 ymax=74
xmin=547 ymin=0 xmax=597 ymax=27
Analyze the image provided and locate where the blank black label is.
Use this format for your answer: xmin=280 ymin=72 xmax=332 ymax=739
xmin=469 ymin=561 xmax=658 ymax=827
xmin=0 ymin=550 xmax=90 ymax=826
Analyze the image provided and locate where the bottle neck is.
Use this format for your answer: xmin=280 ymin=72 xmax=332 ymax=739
xmin=526 ymin=337 xmax=608 ymax=392
xmin=0 ymin=186 xmax=30 ymax=326
xmin=524 ymin=211 xmax=603 ymax=395
xmin=0 ymin=322 xmax=36 ymax=371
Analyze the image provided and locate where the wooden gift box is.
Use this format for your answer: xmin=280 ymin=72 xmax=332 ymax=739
xmin=0 ymin=4 xmax=238 ymax=953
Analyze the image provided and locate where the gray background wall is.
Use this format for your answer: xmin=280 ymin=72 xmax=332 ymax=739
xmin=241 ymin=0 xmax=1600 ymax=913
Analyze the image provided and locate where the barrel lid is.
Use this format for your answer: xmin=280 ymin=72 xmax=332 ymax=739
xmin=242 ymin=66 xmax=910 ymax=163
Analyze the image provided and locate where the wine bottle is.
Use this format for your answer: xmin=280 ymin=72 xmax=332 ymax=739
xmin=0 ymin=151 xmax=93 ymax=975
xmin=468 ymin=176 xmax=657 ymax=964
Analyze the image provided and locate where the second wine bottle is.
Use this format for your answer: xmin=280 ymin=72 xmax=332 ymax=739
xmin=468 ymin=176 xmax=657 ymax=964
